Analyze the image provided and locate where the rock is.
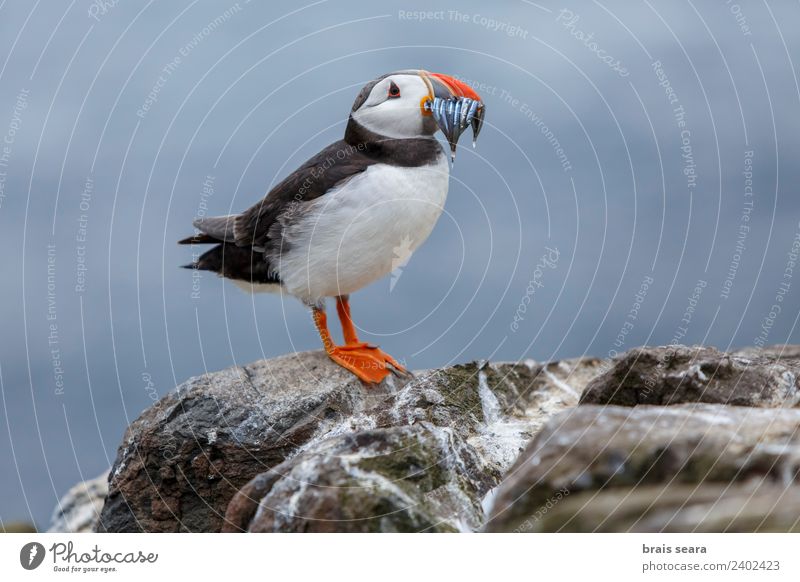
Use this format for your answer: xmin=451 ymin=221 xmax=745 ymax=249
xmin=98 ymin=350 xmax=603 ymax=532
xmin=486 ymin=404 xmax=800 ymax=532
xmin=97 ymin=351 xmax=391 ymax=532
xmin=225 ymin=357 xmax=602 ymax=532
xmin=734 ymin=344 xmax=800 ymax=362
xmin=48 ymin=472 xmax=108 ymax=533
xmin=580 ymin=345 xmax=800 ymax=407
xmin=224 ymin=425 xmax=486 ymax=532
xmin=519 ymin=481 xmax=800 ymax=533
xmin=88 ymin=344 xmax=800 ymax=532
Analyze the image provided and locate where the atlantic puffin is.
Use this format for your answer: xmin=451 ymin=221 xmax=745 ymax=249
xmin=179 ymin=70 xmax=484 ymax=383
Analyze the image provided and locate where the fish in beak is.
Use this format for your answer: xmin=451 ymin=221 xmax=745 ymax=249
xmin=422 ymin=72 xmax=485 ymax=161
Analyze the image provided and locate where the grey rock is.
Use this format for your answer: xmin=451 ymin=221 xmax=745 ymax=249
xmin=486 ymin=404 xmax=800 ymax=532
xmin=519 ymin=481 xmax=800 ymax=533
xmin=224 ymin=357 xmax=603 ymax=532
xmin=97 ymin=351 xmax=392 ymax=532
xmin=580 ymin=345 xmax=800 ymax=407
xmin=224 ymin=425 xmax=485 ymax=532
xmin=87 ymin=344 xmax=800 ymax=533
xmin=733 ymin=344 xmax=800 ymax=362
xmin=97 ymin=350 xmax=602 ymax=532
xmin=48 ymin=472 xmax=108 ymax=533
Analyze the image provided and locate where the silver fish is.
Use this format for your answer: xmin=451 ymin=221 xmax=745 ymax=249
xmin=426 ymin=96 xmax=485 ymax=161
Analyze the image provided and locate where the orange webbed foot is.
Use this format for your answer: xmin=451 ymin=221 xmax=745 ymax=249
xmin=328 ymin=344 xmax=407 ymax=384
xmin=314 ymin=301 xmax=409 ymax=385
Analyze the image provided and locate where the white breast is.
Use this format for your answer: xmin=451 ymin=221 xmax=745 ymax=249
xmin=276 ymin=151 xmax=449 ymax=303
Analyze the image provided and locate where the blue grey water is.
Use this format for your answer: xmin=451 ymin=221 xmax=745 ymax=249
xmin=1 ymin=0 xmax=799 ymax=528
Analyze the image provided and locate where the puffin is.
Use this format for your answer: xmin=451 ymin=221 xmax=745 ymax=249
xmin=179 ymin=70 xmax=485 ymax=383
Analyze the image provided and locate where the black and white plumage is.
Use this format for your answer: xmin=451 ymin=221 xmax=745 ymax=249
xmin=179 ymin=70 xmax=484 ymax=383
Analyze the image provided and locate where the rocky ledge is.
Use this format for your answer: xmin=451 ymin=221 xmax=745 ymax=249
xmin=50 ymin=344 xmax=800 ymax=532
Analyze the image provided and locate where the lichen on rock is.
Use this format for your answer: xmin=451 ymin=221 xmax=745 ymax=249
xmin=42 ymin=344 xmax=800 ymax=533
xmin=91 ymin=350 xmax=596 ymax=532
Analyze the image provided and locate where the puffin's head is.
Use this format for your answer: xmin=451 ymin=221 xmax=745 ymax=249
xmin=349 ymin=69 xmax=485 ymax=159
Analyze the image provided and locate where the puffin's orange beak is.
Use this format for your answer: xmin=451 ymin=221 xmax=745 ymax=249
xmin=429 ymin=73 xmax=482 ymax=100
xmin=422 ymin=71 xmax=486 ymax=161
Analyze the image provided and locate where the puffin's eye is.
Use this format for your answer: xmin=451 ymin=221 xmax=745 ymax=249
xmin=387 ymin=81 xmax=401 ymax=99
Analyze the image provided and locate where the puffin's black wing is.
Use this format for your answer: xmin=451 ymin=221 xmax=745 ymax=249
xmin=178 ymin=139 xmax=377 ymax=284
xmin=233 ymin=139 xmax=377 ymax=249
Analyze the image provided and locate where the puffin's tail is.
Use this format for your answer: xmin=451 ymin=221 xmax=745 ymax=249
xmin=179 ymin=214 xmax=280 ymax=284
xmin=178 ymin=233 xmax=221 ymax=245
xmin=178 ymin=214 xmax=238 ymax=246
xmin=179 ymin=244 xmax=222 ymax=272
xmin=179 ymin=214 xmax=236 ymax=269
xmin=180 ymin=243 xmax=280 ymax=285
